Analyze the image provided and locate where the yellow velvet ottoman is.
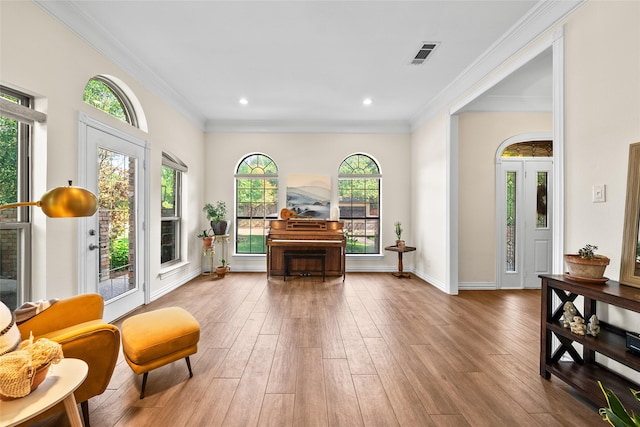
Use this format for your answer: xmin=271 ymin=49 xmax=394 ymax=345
xmin=121 ymin=307 xmax=200 ymax=399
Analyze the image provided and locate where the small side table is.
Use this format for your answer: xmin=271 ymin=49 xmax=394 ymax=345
xmin=0 ymin=358 xmax=88 ymax=427
xmin=384 ymin=245 xmax=416 ymax=278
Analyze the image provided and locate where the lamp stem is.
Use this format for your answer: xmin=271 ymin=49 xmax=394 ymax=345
xmin=0 ymin=201 xmax=40 ymax=210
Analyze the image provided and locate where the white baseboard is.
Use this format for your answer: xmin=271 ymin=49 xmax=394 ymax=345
xmin=150 ymin=269 xmax=201 ymax=301
xmin=459 ymin=282 xmax=497 ymax=290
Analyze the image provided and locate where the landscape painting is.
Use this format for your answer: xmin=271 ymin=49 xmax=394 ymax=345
xmin=287 ymin=174 xmax=331 ymax=219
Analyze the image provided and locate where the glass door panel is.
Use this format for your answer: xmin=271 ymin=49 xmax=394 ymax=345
xmin=97 ymin=147 xmax=137 ymax=303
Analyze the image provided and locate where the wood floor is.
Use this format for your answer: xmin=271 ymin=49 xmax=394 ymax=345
xmin=36 ymin=273 xmax=604 ymax=426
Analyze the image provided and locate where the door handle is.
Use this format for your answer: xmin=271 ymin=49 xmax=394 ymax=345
xmin=89 ymin=243 xmax=99 ymax=251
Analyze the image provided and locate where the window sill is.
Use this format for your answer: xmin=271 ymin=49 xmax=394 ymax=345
xmin=158 ymin=261 xmax=190 ymax=279
xmin=347 ymin=253 xmax=384 ymax=258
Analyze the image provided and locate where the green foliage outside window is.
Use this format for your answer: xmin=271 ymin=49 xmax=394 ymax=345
xmin=110 ymin=238 xmax=129 ymax=271
xmin=0 ymin=94 xmax=19 ymax=207
xmin=161 ymin=165 xmax=176 ymax=215
xmin=83 ymin=78 xmax=129 ymax=123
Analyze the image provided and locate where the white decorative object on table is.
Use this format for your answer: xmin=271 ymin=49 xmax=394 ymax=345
xmin=587 ymin=314 xmax=600 ymax=337
xmin=562 ymin=301 xmax=577 ymax=328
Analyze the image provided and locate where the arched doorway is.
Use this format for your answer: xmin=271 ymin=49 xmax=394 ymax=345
xmin=496 ymin=134 xmax=553 ymax=289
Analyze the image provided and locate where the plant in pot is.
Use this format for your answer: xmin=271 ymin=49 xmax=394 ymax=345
xmin=564 ymin=244 xmax=610 ymax=282
xmin=216 ymin=258 xmax=229 ymax=278
xmin=598 ymin=381 xmax=640 ymax=426
xmin=394 ymin=221 xmax=405 ymax=250
xmin=203 ymin=201 xmax=228 ymax=235
xmin=197 ymin=229 xmax=213 ymax=248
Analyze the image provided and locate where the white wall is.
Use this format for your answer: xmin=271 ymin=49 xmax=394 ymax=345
xmin=0 ymin=1 xmax=206 ymax=300
xmin=204 ymin=132 xmax=412 ymax=272
xmin=410 ymin=112 xmax=449 ymax=291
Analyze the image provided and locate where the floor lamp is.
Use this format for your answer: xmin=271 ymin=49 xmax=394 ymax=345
xmin=0 ymin=182 xmax=97 ymax=217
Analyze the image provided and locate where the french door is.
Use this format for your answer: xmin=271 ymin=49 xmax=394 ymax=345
xmin=497 ymin=159 xmax=553 ymax=289
xmin=78 ymin=114 xmax=148 ymax=321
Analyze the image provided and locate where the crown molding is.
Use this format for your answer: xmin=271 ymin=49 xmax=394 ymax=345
xmin=205 ymin=119 xmax=411 ymax=135
xmin=411 ymin=0 xmax=584 ymax=131
xmin=35 ymin=0 xmax=208 ymax=130
xmin=460 ymin=95 xmax=552 ymax=113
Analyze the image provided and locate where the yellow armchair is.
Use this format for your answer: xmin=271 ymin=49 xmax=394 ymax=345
xmin=17 ymin=293 xmax=120 ymax=427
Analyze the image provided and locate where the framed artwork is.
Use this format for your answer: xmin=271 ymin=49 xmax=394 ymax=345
xmin=286 ymin=174 xmax=331 ymax=219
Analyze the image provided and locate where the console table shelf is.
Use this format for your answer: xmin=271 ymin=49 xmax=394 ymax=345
xmin=540 ymin=274 xmax=640 ymax=410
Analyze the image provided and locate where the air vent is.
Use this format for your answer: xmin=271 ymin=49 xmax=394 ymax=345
xmin=410 ymin=42 xmax=439 ymax=65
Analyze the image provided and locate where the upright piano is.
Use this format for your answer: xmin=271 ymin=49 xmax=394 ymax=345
xmin=266 ymin=219 xmax=346 ymax=279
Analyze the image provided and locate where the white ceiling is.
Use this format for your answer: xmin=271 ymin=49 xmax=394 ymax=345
xmin=36 ymin=0 xmax=562 ymax=133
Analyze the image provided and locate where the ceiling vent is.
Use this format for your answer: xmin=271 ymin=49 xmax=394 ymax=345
xmin=410 ymin=42 xmax=439 ymax=65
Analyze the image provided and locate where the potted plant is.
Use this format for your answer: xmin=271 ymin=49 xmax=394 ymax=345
xmin=394 ymin=221 xmax=405 ymax=249
xmin=598 ymin=381 xmax=640 ymax=426
xmin=564 ymin=244 xmax=610 ymax=281
xmin=197 ymin=229 xmax=213 ymax=248
xmin=216 ymin=258 xmax=229 ymax=278
xmin=203 ymin=201 xmax=228 ymax=235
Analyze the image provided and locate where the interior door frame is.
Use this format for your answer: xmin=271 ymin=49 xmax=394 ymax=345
xmin=76 ymin=112 xmax=150 ymax=311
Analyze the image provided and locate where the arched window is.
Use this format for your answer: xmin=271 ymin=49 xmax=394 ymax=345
xmin=235 ymin=154 xmax=278 ymax=254
xmin=83 ymin=76 xmax=138 ymax=127
xmin=338 ymin=153 xmax=381 ymax=254
xmin=501 ymin=140 xmax=552 ymax=157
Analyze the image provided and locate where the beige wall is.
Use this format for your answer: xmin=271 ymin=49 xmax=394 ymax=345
xmin=458 ymin=112 xmax=552 ymax=284
xmin=204 ymin=132 xmax=412 ymax=272
xmin=564 ymin=0 xmax=640 ymax=279
xmin=562 ymin=1 xmax=640 ymax=379
xmin=0 ymin=1 xmax=206 ymax=299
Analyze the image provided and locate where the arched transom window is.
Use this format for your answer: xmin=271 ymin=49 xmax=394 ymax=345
xmin=83 ymin=76 xmax=138 ymax=127
xmin=235 ymin=153 xmax=278 ymax=254
xmin=338 ymin=153 xmax=381 ymax=254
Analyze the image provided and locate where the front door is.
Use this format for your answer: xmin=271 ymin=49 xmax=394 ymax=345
xmin=78 ymin=115 xmax=148 ymax=321
xmin=497 ymin=158 xmax=553 ymax=289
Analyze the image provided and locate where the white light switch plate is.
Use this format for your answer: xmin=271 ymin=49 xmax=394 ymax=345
xmin=593 ymin=184 xmax=606 ymax=202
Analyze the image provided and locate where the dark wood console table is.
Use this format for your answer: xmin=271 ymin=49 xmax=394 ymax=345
xmin=539 ymin=274 xmax=640 ymax=409
xmin=384 ymin=245 xmax=416 ymax=278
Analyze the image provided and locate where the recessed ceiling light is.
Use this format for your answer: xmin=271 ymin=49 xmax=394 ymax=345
xmin=239 ymin=98 xmax=248 ymax=105
xmin=363 ymin=98 xmax=372 ymax=106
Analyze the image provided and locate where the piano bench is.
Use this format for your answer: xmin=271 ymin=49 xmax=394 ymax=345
xmin=284 ymin=250 xmax=327 ymax=282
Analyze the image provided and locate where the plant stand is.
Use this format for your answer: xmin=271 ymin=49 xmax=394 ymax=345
xmin=384 ymin=245 xmax=416 ymax=278
xmin=201 ymin=247 xmax=215 ymax=277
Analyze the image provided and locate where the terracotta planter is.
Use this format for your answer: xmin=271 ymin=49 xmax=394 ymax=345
xmin=202 ymin=237 xmax=213 ymax=248
xmin=564 ymin=254 xmax=610 ymax=280
xmin=216 ymin=266 xmax=229 ymax=277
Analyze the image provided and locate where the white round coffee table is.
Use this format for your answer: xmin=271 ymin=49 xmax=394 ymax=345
xmin=0 ymin=358 xmax=88 ymax=427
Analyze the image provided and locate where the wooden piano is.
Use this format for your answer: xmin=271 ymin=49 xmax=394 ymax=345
xmin=266 ymin=219 xmax=346 ymax=280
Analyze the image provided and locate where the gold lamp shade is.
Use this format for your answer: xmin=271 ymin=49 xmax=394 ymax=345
xmin=0 ymin=185 xmax=98 ymax=218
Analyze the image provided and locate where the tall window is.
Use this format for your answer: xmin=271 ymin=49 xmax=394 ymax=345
xmin=0 ymin=87 xmax=33 ymax=309
xmin=338 ymin=153 xmax=381 ymax=254
xmin=161 ymin=152 xmax=187 ymax=266
xmin=235 ymin=154 xmax=278 ymax=254
xmin=83 ymin=76 xmax=138 ymax=127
